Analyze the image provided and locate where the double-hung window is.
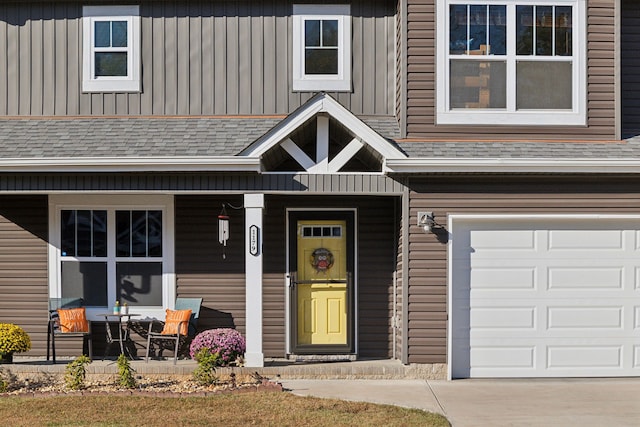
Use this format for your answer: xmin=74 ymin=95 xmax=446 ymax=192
xmin=50 ymin=196 xmax=175 ymax=319
xmin=82 ymin=6 xmax=141 ymax=92
xmin=437 ymin=0 xmax=585 ymax=125
xmin=293 ymin=4 xmax=351 ymax=91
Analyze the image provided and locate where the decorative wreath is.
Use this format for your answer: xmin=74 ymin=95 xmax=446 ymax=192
xmin=310 ymin=248 xmax=335 ymax=272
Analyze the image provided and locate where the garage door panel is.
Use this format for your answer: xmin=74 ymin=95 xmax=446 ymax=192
xmin=634 ymin=347 xmax=640 ymax=368
xmin=548 ymin=306 xmax=623 ymax=330
xmin=471 ymin=346 xmax=535 ymax=369
xmin=548 ymin=229 xmax=624 ymax=250
xmin=471 ymin=307 xmax=536 ymax=330
xmin=451 ymin=218 xmax=640 ymax=378
xmin=547 ymin=345 xmax=623 ymax=369
xmin=548 ymin=267 xmax=624 ymax=290
xmin=469 ymin=229 xmax=536 ymax=250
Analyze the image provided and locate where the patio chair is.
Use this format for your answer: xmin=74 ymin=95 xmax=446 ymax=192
xmin=145 ymin=297 xmax=203 ymax=364
xmin=47 ymin=297 xmax=93 ymax=363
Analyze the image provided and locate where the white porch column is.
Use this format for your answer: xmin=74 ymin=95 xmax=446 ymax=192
xmin=244 ymin=193 xmax=264 ymax=367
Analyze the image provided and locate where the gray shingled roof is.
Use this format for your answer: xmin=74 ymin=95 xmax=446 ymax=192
xmin=397 ymin=137 xmax=640 ymax=159
xmin=0 ymin=116 xmax=401 ymax=159
xmin=0 ymin=117 xmax=281 ymax=158
xmin=3 ymin=115 xmax=640 ymax=161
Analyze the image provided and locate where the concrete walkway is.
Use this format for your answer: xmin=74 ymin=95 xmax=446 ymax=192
xmin=281 ymin=378 xmax=640 ymax=426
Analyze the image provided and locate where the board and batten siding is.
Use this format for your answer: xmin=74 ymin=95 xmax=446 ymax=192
xmin=0 ymin=172 xmax=406 ymax=194
xmin=406 ymin=176 xmax=640 ymax=365
xmin=0 ymin=196 xmax=48 ymax=357
xmin=403 ymin=0 xmax=617 ymax=141
xmin=0 ymin=0 xmax=395 ymax=117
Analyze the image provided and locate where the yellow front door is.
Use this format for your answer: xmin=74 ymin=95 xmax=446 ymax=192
xmin=296 ymin=220 xmax=348 ymax=345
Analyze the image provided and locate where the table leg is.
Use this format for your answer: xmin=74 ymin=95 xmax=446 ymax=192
xmin=117 ymin=318 xmax=125 ymax=355
xmin=102 ymin=317 xmax=115 ymax=360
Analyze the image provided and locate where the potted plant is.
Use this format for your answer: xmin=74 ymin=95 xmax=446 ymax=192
xmin=0 ymin=323 xmax=31 ymax=363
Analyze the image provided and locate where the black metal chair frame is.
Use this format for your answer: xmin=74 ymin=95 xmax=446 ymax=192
xmin=145 ymin=297 xmax=202 ymax=365
xmin=47 ymin=298 xmax=93 ymax=363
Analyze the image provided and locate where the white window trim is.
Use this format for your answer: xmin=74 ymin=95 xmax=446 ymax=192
xmin=48 ymin=195 xmax=175 ymax=321
xmin=293 ymin=4 xmax=351 ymax=92
xmin=82 ymin=5 xmax=141 ymax=93
xmin=436 ymin=0 xmax=586 ymax=126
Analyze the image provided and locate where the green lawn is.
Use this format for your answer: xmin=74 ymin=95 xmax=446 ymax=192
xmin=0 ymin=392 xmax=449 ymax=426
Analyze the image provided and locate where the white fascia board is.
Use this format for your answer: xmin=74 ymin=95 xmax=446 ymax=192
xmin=384 ymin=158 xmax=640 ymax=174
xmin=0 ymin=157 xmax=261 ymax=173
xmin=241 ymin=97 xmax=325 ymax=157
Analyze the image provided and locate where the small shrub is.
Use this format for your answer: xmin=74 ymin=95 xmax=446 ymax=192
xmin=0 ymin=367 xmax=18 ymax=393
xmin=189 ymin=328 xmax=246 ymax=366
xmin=64 ymin=355 xmax=91 ymax=390
xmin=192 ymin=348 xmax=220 ymax=386
xmin=116 ymin=354 xmax=137 ymax=389
xmin=0 ymin=323 xmax=31 ymax=357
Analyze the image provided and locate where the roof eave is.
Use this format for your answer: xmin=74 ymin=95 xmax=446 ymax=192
xmin=0 ymin=157 xmax=262 ymax=173
xmin=384 ymin=158 xmax=640 ymax=174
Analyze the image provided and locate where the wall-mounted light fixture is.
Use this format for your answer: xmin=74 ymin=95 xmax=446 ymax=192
xmin=417 ymin=211 xmax=436 ymax=233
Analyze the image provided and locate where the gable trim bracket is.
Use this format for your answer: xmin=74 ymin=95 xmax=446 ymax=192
xmin=240 ymin=92 xmax=406 ymax=172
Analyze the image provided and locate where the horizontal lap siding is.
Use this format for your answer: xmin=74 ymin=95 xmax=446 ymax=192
xmin=0 ymin=0 xmax=395 ymax=116
xmin=407 ymin=176 xmax=640 ymax=364
xmin=395 ymin=207 xmax=404 ymax=361
xmin=357 ymin=197 xmax=398 ymax=357
xmin=0 ymin=196 xmax=48 ymax=356
xmin=405 ymin=0 xmax=616 ymax=140
xmin=175 ymin=196 xmax=246 ymax=336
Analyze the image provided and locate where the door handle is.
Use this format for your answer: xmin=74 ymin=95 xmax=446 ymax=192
xmin=287 ymin=273 xmax=296 ymax=288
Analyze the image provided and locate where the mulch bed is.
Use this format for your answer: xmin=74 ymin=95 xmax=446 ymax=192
xmin=0 ymin=371 xmax=283 ymax=398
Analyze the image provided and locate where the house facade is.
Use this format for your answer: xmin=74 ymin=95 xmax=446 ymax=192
xmin=1 ymin=0 xmax=639 ymax=379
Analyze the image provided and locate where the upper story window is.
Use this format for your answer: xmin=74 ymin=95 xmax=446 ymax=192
xmin=436 ymin=1 xmax=586 ymax=125
xmin=82 ymin=6 xmax=141 ymax=93
xmin=293 ymin=4 xmax=351 ymax=92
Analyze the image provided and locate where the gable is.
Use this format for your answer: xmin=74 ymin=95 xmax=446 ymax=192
xmin=240 ymin=93 xmax=406 ymax=173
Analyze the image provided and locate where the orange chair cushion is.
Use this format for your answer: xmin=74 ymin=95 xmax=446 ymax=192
xmin=57 ymin=307 xmax=89 ymax=333
xmin=161 ymin=309 xmax=192 ymax=336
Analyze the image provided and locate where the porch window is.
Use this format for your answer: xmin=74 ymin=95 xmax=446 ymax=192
xmin=436 ymin=0 xmax=585 ymax=125
xmin=50 ymin=196 xmax=175 ymax=319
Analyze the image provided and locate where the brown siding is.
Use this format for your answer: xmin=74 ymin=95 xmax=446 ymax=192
xmin=0 ymin=173 xmax=406 ymax=194
xmin=405 ymin=0 xmax=617 ymax=141
xmin=622 ymin=0 xmax=640 ymax=136
xmin=0 ymin=0 xmax=396 ymax=117
xmin=175 ymin=196 xmax=246 ymax=336
xmin=407 ymin=175 xmax=640 ymax=364
xmin=396 ymin=0 xmax=406 ymax=137
xmin=0 ymin=196 xmax=48 ymax=356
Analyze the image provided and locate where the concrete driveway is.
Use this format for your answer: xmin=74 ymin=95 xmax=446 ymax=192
xmin=281 ymin=378 xmax=640 ymax=426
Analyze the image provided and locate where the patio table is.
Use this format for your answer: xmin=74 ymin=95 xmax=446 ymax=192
xmin=97 ymin=313 xmax=140 ymax=359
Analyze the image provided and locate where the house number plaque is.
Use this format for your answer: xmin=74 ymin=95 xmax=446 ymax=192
xmin=249 ymin=225 xmax=260 ymax=256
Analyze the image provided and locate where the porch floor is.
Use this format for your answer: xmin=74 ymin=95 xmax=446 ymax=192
xmin=6 ymin=357 xmax=444 ymax=380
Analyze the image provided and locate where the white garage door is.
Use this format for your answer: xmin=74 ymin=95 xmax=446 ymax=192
xmin=450 ymin=217 xmax=640 ymax=378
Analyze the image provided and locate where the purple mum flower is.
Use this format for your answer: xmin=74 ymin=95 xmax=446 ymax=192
xmin=189 ymin=328 xmax=246 ymax=366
